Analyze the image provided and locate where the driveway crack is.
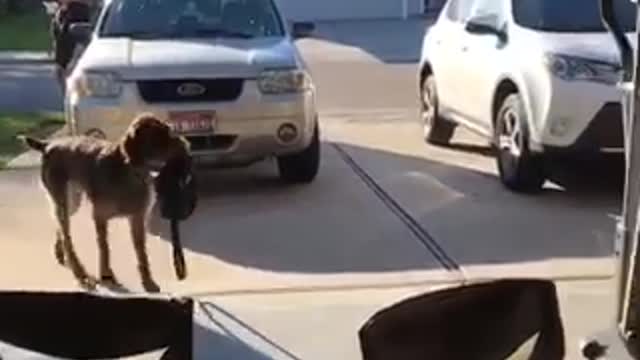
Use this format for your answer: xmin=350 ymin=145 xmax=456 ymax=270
xmin=331 ymin=143 xmax=460 ymax=272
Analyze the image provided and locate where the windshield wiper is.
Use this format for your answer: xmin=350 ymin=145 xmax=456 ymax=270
xmin=189 ymin=28 xmax=254 ymax=39
xmin=102 ymin=31 xmax=166 ymax=39
xmin=102 ymin=28 xmax=254 ymax=40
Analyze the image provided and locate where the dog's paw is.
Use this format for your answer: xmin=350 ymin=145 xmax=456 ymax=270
xmin=100 ymin=273 xmax=116 ymax=282
xmin=79 ymin=276 xmax=98 ymax=291
xmin=101 ymin=280 xmax=125 ymax=292
xmin=100 ymin=273 xmax=121 ymax=286
xmin=142 ymin=278 xmax=161 ymax=293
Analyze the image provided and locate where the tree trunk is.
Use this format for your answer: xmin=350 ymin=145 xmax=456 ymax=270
xmin=0 ymin=0 xmax=9 ymax=17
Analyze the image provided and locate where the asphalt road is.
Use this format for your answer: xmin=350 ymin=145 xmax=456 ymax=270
xmin=0 ymin=31 xmax=624 ymax=359
xmin=0 ymin=63 xmax=62 ymax=113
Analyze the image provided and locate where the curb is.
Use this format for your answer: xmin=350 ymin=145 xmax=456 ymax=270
xmin=0 ymin=58 xmax=53 ymax=65
xmin=0 ymin=52 xmax=53 ymax=65
xmin=4 ymin=122 xmax=68 ymax=170
xmin=6 ymin=151 xmax=42 ymax=169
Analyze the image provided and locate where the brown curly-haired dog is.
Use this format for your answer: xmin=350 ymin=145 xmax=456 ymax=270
xmin=20 ymin=114 xmax=189 ymax=292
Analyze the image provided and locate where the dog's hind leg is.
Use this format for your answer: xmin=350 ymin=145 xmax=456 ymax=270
xmin=52 ymin=183 xmax=96 ymax=290
xmin=55 ymin=205 xmax=96 ymax=290
xmin=50 ymin=182 xmax=81 ymax=266
xmin=41 ymin=177 xmax=66 ymax=266
xmin=129 ymin=214 xmax=160 ymax=293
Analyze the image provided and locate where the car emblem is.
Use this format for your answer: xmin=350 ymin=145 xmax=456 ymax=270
xmin=177 ymin=82 xmax=206 ymax=97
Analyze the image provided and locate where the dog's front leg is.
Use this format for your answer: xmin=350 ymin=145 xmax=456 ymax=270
xmin=93 ymin=215 xmax=118 ymax=285
xmin=129 ymin=214 xmax=160 ymax=293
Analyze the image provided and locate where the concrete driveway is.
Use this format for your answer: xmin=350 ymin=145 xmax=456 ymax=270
xmin=0 ymin=122 xmax=619 ymax=359
xmin=0 ymin=18 xmax=622 ymax=359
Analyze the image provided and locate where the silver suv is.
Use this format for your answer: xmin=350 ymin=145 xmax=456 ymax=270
xmin=66 ymin=0 xmax=320 ymax=183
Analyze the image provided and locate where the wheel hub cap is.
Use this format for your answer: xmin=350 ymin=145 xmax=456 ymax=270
xmin=421 ymin=84 xmax=435 ymax=132
xmin=498 ymin=109 xmax=522 ymax=157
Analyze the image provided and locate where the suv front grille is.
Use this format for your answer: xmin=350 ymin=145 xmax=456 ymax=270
xmin=137 ymin=78 xmax=244 ymax=103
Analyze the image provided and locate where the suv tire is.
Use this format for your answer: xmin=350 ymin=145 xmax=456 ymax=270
xmin=495 ymin=94 xmax=546 ymax=192
xmin=421 ymin=75 xmax=455 ymax=145
xmin=278 ymin=124 xmax=320 ymax=184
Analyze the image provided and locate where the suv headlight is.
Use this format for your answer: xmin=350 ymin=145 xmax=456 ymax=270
xmin=72 ymin=71 xmax=123 ymax=98
xmin=257 ymin=69 xmax=311 ymax=94
xmin=544 ymin=53 xmax=621 ymax=85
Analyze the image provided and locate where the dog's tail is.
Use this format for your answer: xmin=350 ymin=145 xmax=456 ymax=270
xmin=17 ymin=135 xmax=48 ymax=153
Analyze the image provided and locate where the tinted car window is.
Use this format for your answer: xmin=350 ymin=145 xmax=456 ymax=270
xmin=446 ymin=0 xmax=476 ymax=22
xmin=100 ymin=0 xmax=284 ymax=38
xmin=469 ymin=0 xmax=506 ymax=26
xmin=513 ymin=0 xmax=636 ymax=32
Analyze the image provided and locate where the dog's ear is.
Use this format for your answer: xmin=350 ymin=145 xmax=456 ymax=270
xmin=120 ymin=114 xmax=170 ymax=165
xmin=121 ymin=114 xmax=189 ymax=166
xmin=120 ymin=127 xmax=143 ymax=166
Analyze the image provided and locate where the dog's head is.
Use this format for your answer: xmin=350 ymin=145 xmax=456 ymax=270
xmin=120 ymin=114 xmax=189 ymax=169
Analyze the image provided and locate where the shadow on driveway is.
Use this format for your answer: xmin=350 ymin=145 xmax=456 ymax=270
xmin=148 ymin=146 xmax=443 ymax=274
xmin=148 ymin=141 xmax=621 ymax=274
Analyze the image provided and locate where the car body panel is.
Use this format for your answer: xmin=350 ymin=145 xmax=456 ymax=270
xmin=421 ymin=9 xmax=467 ymax=113
xmin=419 ymin=0 xmax=627 ymax=153
xmin=74 ymin=37 xmax=300 ymax=80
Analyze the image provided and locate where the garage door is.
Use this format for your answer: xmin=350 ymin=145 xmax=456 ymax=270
xmin=275 ymin=0 xmax=408 ymax=21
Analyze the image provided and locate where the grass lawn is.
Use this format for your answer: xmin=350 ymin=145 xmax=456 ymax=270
xmin=0 ymin=11 xmax=50 ymax=51
xmin=0 ymin=112 xmax=64 ymax=169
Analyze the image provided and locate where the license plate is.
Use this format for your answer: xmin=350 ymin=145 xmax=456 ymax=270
xmin=169 ymin=111 xmax=216 ymax=134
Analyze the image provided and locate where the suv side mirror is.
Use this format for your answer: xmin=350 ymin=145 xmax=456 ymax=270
xmin=292 ymin=21 xmax=315 ymax=39
xmin=42 ymin=0 xmax=59 ymax=15
xmin=465 ymin=15 xmax=507 ymax=42
xmin=69 ymin=22 xmax=93 ymax=44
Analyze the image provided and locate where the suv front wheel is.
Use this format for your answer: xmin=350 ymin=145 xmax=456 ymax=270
xmin=421 ymin=75 xmax=455 ymax=145
xmin=495 ymin=94 xmax=546 ymax=193
xmin=277 ymin=124 xmax=320 ymax=184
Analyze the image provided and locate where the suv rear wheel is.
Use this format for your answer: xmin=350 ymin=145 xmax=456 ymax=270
xmin=277 ymin=124 xmax=320 ymax=184
xmin=421 ymin=75 xmax=455 ymax=145
xmin=495 ymin=94 xmax=546 ymax=193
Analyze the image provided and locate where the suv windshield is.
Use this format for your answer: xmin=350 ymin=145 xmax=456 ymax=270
xmin=100 ymin=0 xmax=285 ymax=39
xmin=512 ymin=0 xmax=636 ymax=32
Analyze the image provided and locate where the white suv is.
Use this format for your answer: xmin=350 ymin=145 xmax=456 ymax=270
xmin=419 ymin=0 xmax=634 ymax=192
